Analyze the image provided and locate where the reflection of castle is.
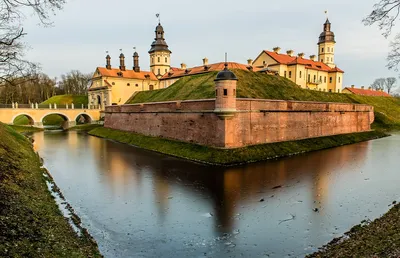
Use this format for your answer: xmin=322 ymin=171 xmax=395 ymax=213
xmin=85 ymin=136 xmax=369 ymax=234
xmin=88 ymin=17 xmax=344 ymax=109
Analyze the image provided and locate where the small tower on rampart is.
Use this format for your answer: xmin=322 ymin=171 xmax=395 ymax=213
xmin=214 ymin=63 xmax=238 ymax=118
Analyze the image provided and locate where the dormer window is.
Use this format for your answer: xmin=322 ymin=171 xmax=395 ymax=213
xmin=117 ymin=72 xmax=123 ymax=77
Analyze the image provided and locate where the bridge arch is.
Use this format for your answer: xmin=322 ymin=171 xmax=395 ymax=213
xmin=75 ymin=113 xmax=93 ymax=124
xmin=11 ymin=113 xmax=35 ymax=125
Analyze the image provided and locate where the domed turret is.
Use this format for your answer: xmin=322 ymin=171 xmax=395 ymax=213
xmin=318 ymin=18 xmax=336 ymax=68
xmin=214 ymin=63 xmax=238 ymax=118
xmin=215 ymin=63 xmax=238 ymax=81
xmin=119 ymin=52 xmax=126 ymax=71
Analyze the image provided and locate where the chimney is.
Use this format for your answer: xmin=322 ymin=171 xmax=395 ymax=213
xmin=298 ymin=53 xmax=305 ymax=58
xmin=351 ymin=85 xmax=355 ymax=88
xmin=202 ymin=57 xmax=208 ymax=66
xmin=247 ymin=59 xmax=253 ymax=66
xmin=309 ymin=55 xmax=316 ymax=61
xmin=133 ymin=52 xmax=140 ymax=72
xmin=286 ymin=50 xmax=294 ymax=57
xmin=273 ymin=47 xmax=281 ymax=54
xmin=181 ymin=63 xmax=187 ymax=69
xmin=361 ymin=86 xmax=365 ymax=89
xmin=106 ymin=54 xmax=111 ymax=69
xmin=119 ymin=53 xmax=126 ymax=71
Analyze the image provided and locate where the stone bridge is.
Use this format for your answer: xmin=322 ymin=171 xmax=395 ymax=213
xmin=0 ymin=104 xmax=101 ymax=128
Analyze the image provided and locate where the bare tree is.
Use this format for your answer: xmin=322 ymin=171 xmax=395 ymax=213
xmin=385 ymin=77 xmax=397 ymax=93
xmin=58 ymin=70 xmax=91 ymax=95
xmin=0 ymin=0 xmax=66 ymax=83
xmin=371 ymin=78 xmax=386 ymax=90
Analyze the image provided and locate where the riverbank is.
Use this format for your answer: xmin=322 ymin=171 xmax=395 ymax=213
xmin=88 ymin=127 xmax=387 ymax=166
xmin=308 ymin=202 xmax=400 ymax=257
xmin=0 ymin=123 xmax=101 ymax=257
xmin=9 ymin=125 xmax=44 ymax=133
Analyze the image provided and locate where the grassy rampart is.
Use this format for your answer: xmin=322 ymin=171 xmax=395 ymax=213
xmin=0 ymin=123 xmax=101 ymax=257
xmin=88 ymin=127 xmax=387 ymax=166
xmin=128 ymin=70 xmax=400 ymax=130
xmin=41 ymin=94 xmax=88 ymax=105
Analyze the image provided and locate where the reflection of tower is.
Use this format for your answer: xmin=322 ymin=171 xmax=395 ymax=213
xmin=153 ymin=176 xmax=170 ymax=224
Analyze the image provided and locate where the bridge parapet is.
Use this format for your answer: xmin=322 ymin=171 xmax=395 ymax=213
xmin=0 ymin=102 xmax=100 ymax=110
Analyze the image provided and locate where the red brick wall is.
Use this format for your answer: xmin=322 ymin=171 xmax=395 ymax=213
xmin=104 ymin=98 xmax=374 ymax=148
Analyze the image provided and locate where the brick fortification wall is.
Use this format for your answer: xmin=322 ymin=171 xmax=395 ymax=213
xmin=104 ymin=98 xmax=374 ymax=149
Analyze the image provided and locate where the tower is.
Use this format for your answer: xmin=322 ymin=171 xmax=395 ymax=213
xmin=214 ymin=63 xmax=238 ymax=117
xmin=318 ymin=18 xmax=336 ymax=68
xmin=133 ymin=51 xmax=140 ymax=72
xmin=119 ymin=53 xmax=126 ymax=71
xmin=149 ymin=22 xmax=171 ymax=78
xmin=106 ymin=54 xmax=111 ymax=69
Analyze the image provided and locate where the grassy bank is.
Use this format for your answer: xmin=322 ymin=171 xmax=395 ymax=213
xmin=41 ymin=94 xmax=88 ymax=105
xmin=128 ymin=70 xmax=400 ymax=129
xmin=9 ymin=125 xmax=44 ymax=133
xmin=308 ymin=203 xmax=400 ymax=257
xmin=67 ymin=124 xmax=102 ymax=131
xmin=0 ymin=123 xmax=101 ymax=257
xmin=88 ymin=127 xmax=387 ymax=166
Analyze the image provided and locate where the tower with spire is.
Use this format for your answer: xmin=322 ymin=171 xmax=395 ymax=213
xmin=149 ymin=18 xmax=171 ymax=79
xmin=318 ymin=17 xmax=336 ymax=68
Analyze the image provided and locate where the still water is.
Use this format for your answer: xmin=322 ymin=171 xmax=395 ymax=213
xmin=32 ymin=131 xmax=400 ymax=258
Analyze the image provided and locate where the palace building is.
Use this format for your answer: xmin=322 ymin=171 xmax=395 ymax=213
xmin=88 ymin=17 xmax=345 ymax=109
xmin=252 ymin=19 xmax=344 ymax=92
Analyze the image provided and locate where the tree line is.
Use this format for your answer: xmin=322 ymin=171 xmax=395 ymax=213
xmin=0 ymin=70 xmax=91 ymax=104
xmin=371 ymin=77 xmax=398 ymax=94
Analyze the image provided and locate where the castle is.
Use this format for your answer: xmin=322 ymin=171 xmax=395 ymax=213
xmin=88 ymin=18 xmax=344 ymax=109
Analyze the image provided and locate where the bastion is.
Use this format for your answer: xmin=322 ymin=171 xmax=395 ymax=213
xmin=104 ymin=64 xmax=374 ymax=149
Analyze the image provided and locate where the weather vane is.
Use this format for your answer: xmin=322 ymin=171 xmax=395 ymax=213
xmin=324 ymin=10 xmax=328 ymax=19
xmin=119 ymin=48 xmax=122 ymax=53
xmin=156 ymin=13 xmax=160 ymax=23
xmin=106 ymin=50 xmax=109 ymax=54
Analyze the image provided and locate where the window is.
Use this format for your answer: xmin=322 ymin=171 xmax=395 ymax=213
xmin=284 ymin=71 xmax=287 ymax=77
xmin=324 ymin=76 xmax=327 ymax=83
xmin=149 ymin=85 xmax=154 ymax=90
xmin=223 ymin=89 xmax=228 ymax=96
xmin=233 ymin=89 xmax=236 ymax=96
xmin=215 ymin=89 xmax=218 ymax=96
xmin=158 ymin=68 xmax=160 ymax=74
xmin=331 ymin=58 xmax=333 ymax=62
xmin=151 ymin=58 xmax=154 ymax=64
xmin=127 ymin=83 xmax=130 ymax=86
xmin=157 ymin=57 xmax=160 ymax=62
xmin=289 ymin=71 xmax=292 ymax=78
xmin=321 ymin=58 xmax=324 ymax=62
xmin=165 ymin=69 xmax=167 ymax=73
xmin=329 ymin=89 xmax=332 ymax=92
xmin=332 ymin=48 xmax=334 ymax=52
xmin=329 ymin=77 xmax=333 ymax=83
xmin=299 ymin=71 xmax=302 ymax=78
xmin=308 ymin=74 xmax=311 ymax=82
xmin=112 ymin=82 xmax=115 ymax=85
xmin=135 ymin=84 xmax=139 ymax=87
xmin=328 ymin=47 xmax=330 ymax=52
xmin=321 ymin=48 xmax=324 ymax=53
xmin=338 ymin=77 xmax=341 ymax=83
xmin=263 ymin=61 xmax=266 ymax=65
xmin=319 ymin=76 xmax=322 ymax=82
xmin=165 ymin=57 xmax=168 ymax=62
xmin=313 ymin=75 xmax=316 ymax=82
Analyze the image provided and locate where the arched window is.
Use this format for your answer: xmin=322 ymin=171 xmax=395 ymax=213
xmin=158 ymin=57 xmax=160 ymax=62
xmin=321 ymin=48 xmax=324 ymax=53
xmin=299 ymin=71 xmax=302 ymax=78
xmin=165 ymin=57 xmax=168 ymax=63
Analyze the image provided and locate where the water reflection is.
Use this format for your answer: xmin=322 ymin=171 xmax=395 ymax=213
xmin=33 ymin=131 xmax=399 ymax=258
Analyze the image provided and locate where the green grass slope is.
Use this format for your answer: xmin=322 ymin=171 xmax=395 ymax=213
xmin=41 ymin=95 xmax=88 ymax=105
xmin=0 ymin=123 xmax=100 ymax=257
xmin=127 ymin=70 xmax=400 ymax=129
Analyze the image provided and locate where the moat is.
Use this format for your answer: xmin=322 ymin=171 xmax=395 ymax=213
xmin=32 ymin=131 xmax=400 ymax=258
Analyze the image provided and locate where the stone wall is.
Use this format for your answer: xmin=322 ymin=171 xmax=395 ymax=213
xmin=104 ymin=98 xmax=374 ymax=149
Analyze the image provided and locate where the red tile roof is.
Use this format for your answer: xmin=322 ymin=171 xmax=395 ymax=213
xmin=264 ymin=50 xmax=344 ymax=73
xmin=343 ymin=87 xmax=391 ymax=97
xmin=96 ymin=67 xmax=158 ymax=81
xmin=160 ymin=62 xmax=250 ymax=80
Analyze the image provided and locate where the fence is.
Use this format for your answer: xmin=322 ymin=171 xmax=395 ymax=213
xmin=0 ymin=103 xmax=98 ymax=110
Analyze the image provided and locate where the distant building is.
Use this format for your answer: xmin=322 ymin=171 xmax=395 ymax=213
xmin=342 ymin=86 xmax=391 ymax=97
xmin=252 ymin=19 xmax=344 ymax=92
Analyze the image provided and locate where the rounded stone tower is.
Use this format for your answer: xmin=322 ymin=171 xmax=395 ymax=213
xmin=214 ymin=63 xmax=238 ymax=118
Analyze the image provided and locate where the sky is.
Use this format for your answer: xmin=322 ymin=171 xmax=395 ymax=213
xmin=21 ymin=0 xmax=399 ymax=88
